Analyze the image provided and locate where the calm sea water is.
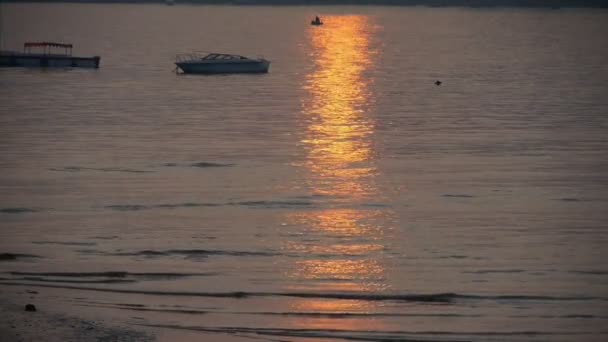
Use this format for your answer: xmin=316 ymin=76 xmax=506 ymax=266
xmin=1 ymin=3 xmax=608 ymax=341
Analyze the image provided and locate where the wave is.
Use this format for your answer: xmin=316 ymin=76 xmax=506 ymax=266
xmin=155 ymin=203 xmax=221 ymax=209
xmin=0 ymin=253 xmax=41 ymax=261
xmin=79 ymin=300 xmax=608 ymax=322
xmin=509 ymin=314 xmax=605 ymax=319
xmin=0 ymin=207 xmax=38 ymax=214
xmin=79 ymin=303 xmax=210 ymax=315
xmin=569 ymin=270 xmax=608 ymax=275
xmin=81 ymin=303 xmax=486 ymax=318
xmin=90 ymin=236 xmax=119 ymax=240
xmin=113 ymin=249 xmax=280 ymax=258
xmin=2 ymin=271 xmax=219 ymax=285
xmin=190 ymin=162 xmax=235 ymax=168
xmin=437 ymin=255 xmax=476 ymax=260
xmin=359 ymin=203 xmax=390 ymax=208
xmin=442 ymin=194 xmax=475 ymax=198
xmin=461 ymin=294 xmax=606 ymax=301
xmin=139 ymin=324 xmax=608 ymax=341
xmin=105 ymin=198 xmax=358 ymax=211
xmin=0 ymin=282 xmax=604 ymax=304
xmin=105 ymin=204 xmax=148 ymax=211
xmin=49 ymin=166 xmax=151 ymax=173
xmin=465 ymin=269 xmax=525 ymax=274
xmin=32 ymin=241 xmax=97 ymax=246
xmin=230 ymin=200 xmax=313 ymax=208
xmin=93 ymin=247 xmax=381 ymax=260
xmin=8 ymin=271 xmax=218 ymax=279
xmin=290 ymin=194 xmax=332 ymax=200
xmin=10 ymin=277 xmax=136 ymax=284
xmin=563 ymin=314 xmax=604 ymax=319
xmin=233 ymin=311 xmax=483 ymax=318
xmin=105 ymin=202 xmax=225 ymax=211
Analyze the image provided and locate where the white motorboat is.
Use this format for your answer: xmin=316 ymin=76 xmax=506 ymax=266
xmin=175 ymin=52 xmax=270 ymax=74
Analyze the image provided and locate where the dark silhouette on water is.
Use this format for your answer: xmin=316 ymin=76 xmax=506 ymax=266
xmin=311 ymin=16 xmax=323 ymax=26
xmin=0 ymin=42 xmax=100 ymax=68
xmin=435 ymin=80 xmax=442 ymax=86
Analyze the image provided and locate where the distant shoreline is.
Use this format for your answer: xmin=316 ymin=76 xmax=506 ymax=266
xmin=1 ymin=0 xmax=607 ymax=9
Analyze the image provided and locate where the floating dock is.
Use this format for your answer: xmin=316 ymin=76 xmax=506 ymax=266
xmin=0 ymin=42 xmax=100 ymax=69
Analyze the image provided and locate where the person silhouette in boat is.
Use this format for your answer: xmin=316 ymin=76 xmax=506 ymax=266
xmin=312 ymin=16 xmax=322 ymax=25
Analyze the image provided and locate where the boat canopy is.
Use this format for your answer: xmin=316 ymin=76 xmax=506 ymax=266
xmin=24 ymin=42 xmax=73 ymax=55
xmin=24 ymin=42 xmax=73 ymax=48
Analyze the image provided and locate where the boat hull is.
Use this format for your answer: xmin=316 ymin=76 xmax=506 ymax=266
xmin=0 ymin=52 xmax=100 ymax=68
xmin=176 ymin=60 xmax=269 ymax=74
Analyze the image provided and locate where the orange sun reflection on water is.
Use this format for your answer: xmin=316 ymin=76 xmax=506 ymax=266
xmin=301 ymin=15 xmax=378 ymax=199
xmin=283 ymin=15 xmax=389 ymax=331
xmin=285 ymin=209 xmax=390 ymax=294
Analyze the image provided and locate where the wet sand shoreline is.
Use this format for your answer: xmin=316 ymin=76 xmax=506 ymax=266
xmin=0 ymin=289 xmax=153 ymax=342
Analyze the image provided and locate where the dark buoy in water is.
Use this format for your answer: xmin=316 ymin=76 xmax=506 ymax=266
xmin=435 ymin=80 xmax=442 ymax=86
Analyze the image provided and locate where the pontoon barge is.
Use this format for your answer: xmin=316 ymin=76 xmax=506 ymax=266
xmin=0 ymin=42 xmax=100 ymax=68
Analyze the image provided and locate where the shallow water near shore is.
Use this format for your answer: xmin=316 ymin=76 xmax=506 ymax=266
xmin=1 ymin=3 xmax=608 ymax=341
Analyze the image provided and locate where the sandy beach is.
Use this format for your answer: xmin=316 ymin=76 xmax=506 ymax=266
xmin=0 ymin=287 xmax=153 ymax=342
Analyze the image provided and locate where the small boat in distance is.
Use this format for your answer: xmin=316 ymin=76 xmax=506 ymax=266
xmin=311 ymin=16 xmax=323 ymax=26
xmin=0 ymin=42 xmax=100 ymax=68
xmin=175 ymin=52 xmax=270 ymax=74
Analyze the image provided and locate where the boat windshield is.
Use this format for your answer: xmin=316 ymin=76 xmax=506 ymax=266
xmin=202 ymin=53 xmax=248 ymax=60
